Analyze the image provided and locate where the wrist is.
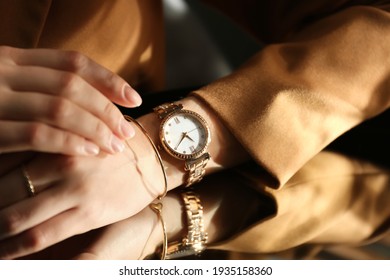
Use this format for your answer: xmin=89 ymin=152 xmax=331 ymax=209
xmin=137 ymin=96 xmax=249 ymax=191
xmin=137 ymin=112 xmax=185 ymax=191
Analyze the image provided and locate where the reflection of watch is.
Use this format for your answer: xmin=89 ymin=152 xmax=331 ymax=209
xmin=165 ymin=191 xmax=208 ymax=259
xmin=154 ymin=103 xmax=211 ymax=187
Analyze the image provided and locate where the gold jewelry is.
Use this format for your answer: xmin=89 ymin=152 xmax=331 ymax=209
xmin=149 ymin=202 xmax=167 ymax=260
xmin=21 ymin=165 xmax=35 ymax=197
xmin=165 ymin=191 xmax=208 ymax=259
xmin=154 ymin=103 xmax=211 ymax=187
xmin=124 ymin=115 xmax=168 ymax=259
xmin=124 ymin=115 xmax=167 ymax=200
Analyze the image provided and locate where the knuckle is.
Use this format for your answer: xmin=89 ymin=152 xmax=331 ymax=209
xmin=1 ymin=209 xmax=23 ymax=235
xmin=102 ymin=70 xmax=117 ymax=88
xmin=58 ymin=156 xmax=83 ymax=173
xmin=58 ymin=72 xmax=79 ymax=93
xmin=94 ymin=120 xmax=110 ymax=140
xmin=25 ymin=123 xmax=47 ymax=147
xmin=103 ymin=101 xmax=116 ymax=115
xmin=48 ymin=98 xmax=72 ymax=123
xmin=78 ymin=205 xmax=99 ymax=224
xmin=62 ymin=51 xmax=88 ymax=73
xmin=102 ymin=102 xmax=119 ymax=124
xmin=60 ymin=133 xmax=79 ymax=151
xmin=23 ymin=227 xmax=47 ymax=252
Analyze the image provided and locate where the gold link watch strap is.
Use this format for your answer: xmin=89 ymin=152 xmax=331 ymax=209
xmin=154 ymin=103 xmax=183 ymax=119
xmin=184 ymin=153 xmax=210 ymax=187
xmin=165 ymin=191 xmax=208 ymax=259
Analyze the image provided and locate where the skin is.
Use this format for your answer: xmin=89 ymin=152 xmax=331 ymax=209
xmin=18 ymin=172 xmax=262 ymax=260
xmin=0 ymin=46 xmax=142 ymax=155
xmin=0 ymin=47 xmax=250 ymax=259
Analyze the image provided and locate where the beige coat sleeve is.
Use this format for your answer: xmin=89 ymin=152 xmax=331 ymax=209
xmin=193 ymin=3 xmax=390 ymax=188
xmin=210 ymin=151 xmax=390 ymax=253
xmin=192 ymin=1 xmax=390 ymax=253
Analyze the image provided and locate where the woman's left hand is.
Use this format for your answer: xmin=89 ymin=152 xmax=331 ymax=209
xmin=0 ymin=133 xmax=166 ymax=259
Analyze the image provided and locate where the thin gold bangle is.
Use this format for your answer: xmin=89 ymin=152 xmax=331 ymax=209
xmin=149 ymin=202 xmax=167 ymax=260
xmin=124 ymin=115 xmax=168 ymax=260
xmin=124 ymin=115 xmax=167 ymax=200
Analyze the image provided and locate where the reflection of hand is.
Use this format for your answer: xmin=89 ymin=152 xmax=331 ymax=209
xmin=0 ymin=131 xmax=165 ymax=259
xmin=0 ymin=46 xmax=142 ymax=156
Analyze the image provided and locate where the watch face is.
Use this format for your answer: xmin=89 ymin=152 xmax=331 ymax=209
xmin=160 ymin=110 xmax=210 ymax=160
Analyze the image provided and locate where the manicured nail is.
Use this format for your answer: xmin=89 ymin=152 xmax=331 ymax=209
xmin=84 ymin=142 xmax=100 ymax=155
xmin=120 ymin=118 xmax=135 ymax=138
xmin=110 ymin=135 xmax=125 ymax=153
xmin=123 ymin=85 xmax=142 ymax=106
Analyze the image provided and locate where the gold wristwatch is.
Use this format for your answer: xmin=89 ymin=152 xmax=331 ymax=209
xmin=154 ymin=103 xmax=211 ymax=187
xmin=165 ymin=191 xmax=208 ymax=259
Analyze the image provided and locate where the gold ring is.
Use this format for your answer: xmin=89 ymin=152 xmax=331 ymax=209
xmin=21 ymin=165 xmax=35 ymax=197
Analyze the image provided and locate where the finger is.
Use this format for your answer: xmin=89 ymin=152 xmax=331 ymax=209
xmin=0 ymin=120 xmax=102 ymax=155
xmin=76 ymin=208 xmax=157 ymax=260
xmin=0 ymin=155 xmax=64 ymax=209
xmin=18 ymin=228 xmax=104 ymax=260
xmin=0 ymin=208 xmax=83 ymax=259
xmin=13 ymin=153 xmax=95 ymax=188
xmin=0 ymin=165 xmax=45 ymax=209
xmin=0 ymin=93 xmax=126 ymax=154
xmin=0 ymin=152 xmax=92 ymax=214
xmin=9 ymin=47 xmax=142 ymax=107
xmin=0 ymin=184 xmax=75 ymax=240
xmin=22 ymin=154 xmax=72 ymax=186
xmin=6 ymin=65 xmax=136 ymax=140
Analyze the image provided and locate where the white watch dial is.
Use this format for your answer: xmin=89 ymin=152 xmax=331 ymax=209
xmin=161 ymin=111 xmax=209 ymax=159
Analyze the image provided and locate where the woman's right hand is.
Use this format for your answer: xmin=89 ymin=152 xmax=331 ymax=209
xmin=0 ymin=46 xmax=142 ymax=156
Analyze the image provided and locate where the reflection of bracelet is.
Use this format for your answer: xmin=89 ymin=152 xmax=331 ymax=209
xmin=165 ymin=191 xmax=208 ymax=259
xmin=124 ymin=115 xmax=168 ymax=260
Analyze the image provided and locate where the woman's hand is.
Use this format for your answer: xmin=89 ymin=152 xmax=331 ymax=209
xmin=0 ymin=46 xmax=142 ymax=155
xmin=0 ymin=130 xmax=166 ymax=259
xmin=17 ymin=200 xmax=171 ymax=260
xmin=73 ymin=205 xmax=161 ymax=260
xmin=20 ymin=172 xmax=263 ymax=260
xmin=0 ymin=95 xmax=251 ymax=259
xmin=17 ymin=201 xmax=161 ymax=260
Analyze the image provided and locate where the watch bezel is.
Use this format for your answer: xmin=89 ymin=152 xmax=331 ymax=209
xmin=159 ymin=109 xmax=211 ymax=160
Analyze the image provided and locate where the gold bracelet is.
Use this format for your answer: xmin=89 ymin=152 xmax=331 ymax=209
xmin=149 ymin=202 xmax=168 ymax=260
xmin=124 ymin=115 xmax=167 ymax=200
xmin=124 ymin=115 xmax=168 ymax=260
xmin=165 ymin=190 xmax=208 ymax=259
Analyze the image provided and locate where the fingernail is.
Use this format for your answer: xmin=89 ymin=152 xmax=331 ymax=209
xmin=123 ymin=85 xmax=142 ymax=106
xmin=111 ymin=135 xmax=125 ymax=153
xmin=120 ymin=118 xmax=135 ymax=138
xmin=84 ymin=142 xmax=100 ymax=155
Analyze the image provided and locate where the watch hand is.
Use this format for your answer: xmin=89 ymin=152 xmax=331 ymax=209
xmin=186 ymin=127 xmax=199 ymax=134
xmin=185 ymin=134 xmax=195 ymax=142
xmin=175 ymin=133 xmax=187 ymax=149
